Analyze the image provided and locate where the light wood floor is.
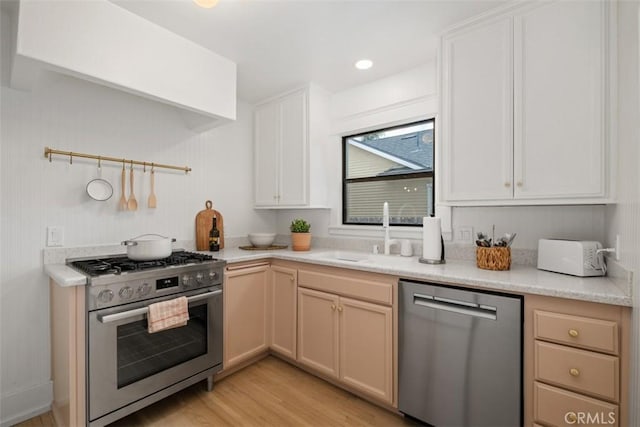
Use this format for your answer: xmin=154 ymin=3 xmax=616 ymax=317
xmin=17 ymin=356 xmax=417 ymax=427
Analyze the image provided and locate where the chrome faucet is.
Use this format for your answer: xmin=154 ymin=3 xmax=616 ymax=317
xmin=383 ymin=202 xmax=399 ymax=255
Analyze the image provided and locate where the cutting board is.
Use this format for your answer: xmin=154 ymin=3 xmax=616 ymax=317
xmin=195 ymin=200 xmax=225 ymax=251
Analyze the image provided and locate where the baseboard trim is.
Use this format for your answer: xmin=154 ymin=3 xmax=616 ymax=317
xmin=0 ymin=381 xmax=52 ymax=427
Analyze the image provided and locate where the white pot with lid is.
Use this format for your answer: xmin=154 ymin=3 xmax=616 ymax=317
xmin=121 ymin=234 xmax=176 ymax=260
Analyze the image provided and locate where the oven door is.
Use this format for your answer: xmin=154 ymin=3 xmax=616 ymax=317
xmin=87 ymin=287 xmax=222 ymax=422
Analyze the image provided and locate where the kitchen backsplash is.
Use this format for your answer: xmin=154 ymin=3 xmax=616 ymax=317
xmin=44 ymin=236 xmax=538 ymax=266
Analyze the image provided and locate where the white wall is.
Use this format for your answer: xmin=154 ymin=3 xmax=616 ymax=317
xmin=605 ymin=1 xmax=640 ymax=424
xmin=276 ymin=62 xmax=606 ymax=250
xmin=0 ymin=9 xmax=274 ymax=424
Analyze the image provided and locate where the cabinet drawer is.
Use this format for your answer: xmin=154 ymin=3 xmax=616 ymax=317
xmin=534 ymin=310 xmax=618 ymax=354
xmin=535 ymin=341 xmax=619 ymax=402
xmin=298 ymin=269 xmax=393 ymax=305
xmin=534 ymin=382 xmax=618 ymax=427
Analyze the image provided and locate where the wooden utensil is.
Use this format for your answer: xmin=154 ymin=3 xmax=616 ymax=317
xmin=148 ymin=168 xmax=157 ymax=208
xmin=195 ymin=200 xmax=224 ymax=251
xmin=119 ymin=163 xmax=128 ymax=210
xmin=127 ymin=163 xmax=138 ymax=211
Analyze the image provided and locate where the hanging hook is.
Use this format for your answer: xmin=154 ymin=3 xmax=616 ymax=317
xmin=69 ymin=152 xmax=73 ymax=165
xmin=122 ymin=159 xmax=126 ymax=170
xmin=48 ymin=152 xmax=52 ymax=163
xmin=143 ymin=162 xmax=146 ymax=173
xmin=98 ymin=156 xmax=102 ymax=169
xmin=130 ymin=160 xmax=133 ymax=170
xmin=151 ymin=162 xmax=155 ymax=172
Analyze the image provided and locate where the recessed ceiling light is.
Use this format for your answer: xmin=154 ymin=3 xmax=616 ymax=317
xmin=194 ymin=0 xmax=219 ymax=8
xmin=355 ymin=59 xmax=373 ymax=70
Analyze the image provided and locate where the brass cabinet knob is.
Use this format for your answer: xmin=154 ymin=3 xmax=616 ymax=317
xmin=504 ymin=182 xmax=511 ymax=188
xmin=331 ymin=304 xmax=336 ymax=311
xmin=338 ymin=306 xmax=343 ymax=312
xmin=566 ymin=412 xmax=578 ymax=423
xmin=570 ymin=368 xmax=580 ymax=377
xmin=289 ymin=277 xmax=294 ymax=282
xmin=517 ymin=181 xmax=523 ymax=187
xmin=568 ymin=329 xmax=579 ymax=338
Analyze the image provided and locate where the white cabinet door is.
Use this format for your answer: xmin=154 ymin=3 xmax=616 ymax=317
xmin=279 ymin=90 xmax=308 ymax=206
xmin=441 ymin=16 xmax=514 ymax=201
xmin=254 ymin=102 xmax=280 ymax=206
xmin=254 ymin=89 xmax=310 ymax=207
xmin=514 ymin=1 xmax=606 ymax=199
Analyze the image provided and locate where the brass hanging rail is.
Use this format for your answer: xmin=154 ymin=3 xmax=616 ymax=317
xmin=43 ymin=146 xmax=191 ymax=173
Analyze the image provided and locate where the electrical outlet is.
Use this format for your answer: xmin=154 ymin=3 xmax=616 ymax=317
xmin=47 ymin=226 xmax=64 ymax=247
xmin=456 ymin=226 xmax=474 ymax=243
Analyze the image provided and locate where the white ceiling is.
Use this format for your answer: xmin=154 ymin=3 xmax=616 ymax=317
xmin=113 ymin=0 xmax=506 ymax=103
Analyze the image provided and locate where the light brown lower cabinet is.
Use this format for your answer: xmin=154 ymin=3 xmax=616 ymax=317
xmin=525 ymin=295 xmax=631 ymax=427
xmin=534 ymin=382 xmax=619 ymax=427
xmin=270 ymin=265 xmax=298 ymax=359
xmin=297 ymin=287 xmax=393 ymax=405
xmin=339 ymin=296 xmax=393 ymax=402
xmin=297 ymin=287 xmax=340 ymax=377
xmin=49 ymin=280 xmax=86 ymax=427
xmin=224 ymin=263 xmax=270 ymax=369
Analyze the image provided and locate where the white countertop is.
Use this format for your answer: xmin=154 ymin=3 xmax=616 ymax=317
xmin=45 ymin=247 xmax=632 ymax=306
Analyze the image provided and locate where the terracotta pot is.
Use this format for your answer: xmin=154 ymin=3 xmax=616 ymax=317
xmin=291 ymin=232 xmax=311 ymax=251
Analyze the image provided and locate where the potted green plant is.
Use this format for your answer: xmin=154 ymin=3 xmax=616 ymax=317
xmin=290 ymin=218 xmax=311 ymax=251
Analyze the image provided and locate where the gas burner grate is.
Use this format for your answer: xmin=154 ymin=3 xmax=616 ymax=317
xmin=70 ymin=251 xmax=217 ymax=277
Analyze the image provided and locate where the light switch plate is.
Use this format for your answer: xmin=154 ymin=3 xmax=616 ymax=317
xmin=47 ymin=226 xmax=64 ymax=247
xmin=456 ymin=226 xmax=474 ymax=244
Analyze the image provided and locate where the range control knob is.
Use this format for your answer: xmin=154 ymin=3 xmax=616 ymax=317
xmin=138 ymin=283 xmax=151 ymax=297
xmin=182 ymin=274 xmax=193 ymax=288
xmin=209 ymin=271 xmax=218 ymax=282
xmin=119 ymin=286 xmax=134 ymax=300
xmin=97 ymin=289 xmax=114 ymax=304
xmin=195 ymin=273 xmax=204 ymax=284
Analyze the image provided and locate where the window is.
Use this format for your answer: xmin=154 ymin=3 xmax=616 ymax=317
xmin=342 ymin=119 xmax=434 ymax=226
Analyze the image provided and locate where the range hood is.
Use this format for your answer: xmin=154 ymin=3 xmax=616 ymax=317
xmin=8 ymin=0 xmax=236 ymax=131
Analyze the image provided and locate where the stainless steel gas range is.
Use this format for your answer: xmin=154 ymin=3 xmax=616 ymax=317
xmin=68 ymin=250 xmax=225 ymax=427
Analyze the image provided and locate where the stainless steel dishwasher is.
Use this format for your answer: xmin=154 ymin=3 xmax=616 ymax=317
xmin=398 ymin=280 xmax=523 ymax=427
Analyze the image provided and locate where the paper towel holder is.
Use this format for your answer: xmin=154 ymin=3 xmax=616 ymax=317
xmin=419 ymin=235 xmax=446 ymax=264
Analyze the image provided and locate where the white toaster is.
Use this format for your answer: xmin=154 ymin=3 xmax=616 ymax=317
xmin=537 ymin=239 xmax=605 ymax=277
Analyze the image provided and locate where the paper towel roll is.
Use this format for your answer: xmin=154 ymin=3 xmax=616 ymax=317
xmin=423 ymin=217 xmax=442 ymax=261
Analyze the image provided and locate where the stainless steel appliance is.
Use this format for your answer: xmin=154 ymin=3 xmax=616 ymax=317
xmin=398 ymin=280 xmax=523 ymax=427
xmin=68 ymin=251 xmax=225 ymax=427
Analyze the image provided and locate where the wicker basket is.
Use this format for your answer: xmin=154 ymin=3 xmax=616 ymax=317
xmin=476 ymin=247 xmax=511 ymax=271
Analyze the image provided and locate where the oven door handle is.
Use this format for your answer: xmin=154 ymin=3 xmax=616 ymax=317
xmin=97 ymin=289 xmax=222 ymax=324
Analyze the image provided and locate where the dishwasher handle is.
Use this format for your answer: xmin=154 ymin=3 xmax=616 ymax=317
xmin=413 ymin=293 xmax=497 ymax=320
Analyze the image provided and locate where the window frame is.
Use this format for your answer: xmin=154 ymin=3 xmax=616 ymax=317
xmin=341 ymin=118 xmax=436 ymax=227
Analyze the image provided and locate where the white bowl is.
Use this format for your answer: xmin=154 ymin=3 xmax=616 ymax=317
xmin=248 ymin=233 xmax=276 ymax=248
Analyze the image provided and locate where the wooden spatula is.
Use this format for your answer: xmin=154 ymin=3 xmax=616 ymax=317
xmin=119 ymin=163 xmax=128 ymax=211
xmin=148 ymin=169 xmax=157 ymax=208
xmin=127 ymin=164 xmax=138 ymax=211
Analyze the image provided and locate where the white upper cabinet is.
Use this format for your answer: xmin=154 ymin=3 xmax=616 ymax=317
xmin=441 ymin=16 xmax=514 ymax=201
xmin=514 ymin=1 xmax=606 ymax=200
xmin=254 ymin=85 xmax=330 ymax=208
xmin=440 ymin=0 xmax=613 ymax=205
